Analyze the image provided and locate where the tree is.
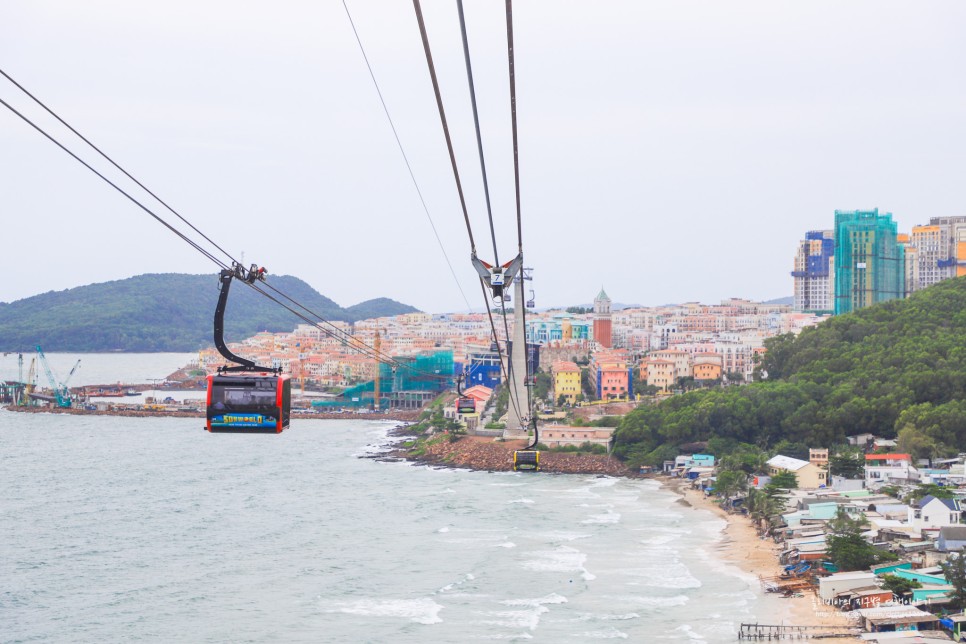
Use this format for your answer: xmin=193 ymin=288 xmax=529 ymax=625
xmin=676 ymin=376 xmax=697 ymax=392
xmin=746 ymin=488 xmax=784 ymax=532
xmin=826 ymin=508 xmax=897 ymax=571
xmin=896 ymin=424 xmax=942 ymax=462
xmin=533 ymin=371 xmax=553 ymax=402
xmin=880 ymin=574 xmax=921 ymax=598
xmin=829 ymin=449 xmax=864 ymax=479
xmin=941 ymin=554 xmax=966 ymax=610
xmin=714 ymin=470 xmax=747 ymax=500
xmin=905 ymin=483 xmax=955 ymax=504
xmin=768 ymin=470 xmax=798 ymax=490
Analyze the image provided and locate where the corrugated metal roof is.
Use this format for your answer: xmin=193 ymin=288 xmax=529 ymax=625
xmin=767 ymin=455 xmax=810 ymax=471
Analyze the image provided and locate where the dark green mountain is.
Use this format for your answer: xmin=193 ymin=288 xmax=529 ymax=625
xmin=613 ymin=277 xmax=966 ymax=466
xmin=0 ymin=273 xmax=419 ymax=352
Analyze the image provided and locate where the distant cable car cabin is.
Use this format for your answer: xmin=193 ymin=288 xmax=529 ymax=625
xmin=512 ymin=417 xmax=541 ymax=471
xmin=205 ymin=264 xmax=291 ymax=434
xmin=456 ymin=397 xmax=476 ymax=414
xmin=513 ymin=450 xmax=539 ymax=472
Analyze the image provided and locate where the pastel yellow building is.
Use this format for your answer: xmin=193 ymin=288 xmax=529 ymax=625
xmin=552 ymin=361 xmax=582 ymax=404
xmin=767 ymin=455 xmax=828 ymax=490
xmin=645 ymin=359 xmax=675 ymax=393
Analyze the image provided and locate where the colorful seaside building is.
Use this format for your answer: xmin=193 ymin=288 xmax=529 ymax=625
xmin=551 ymin=360 xmax=581 ymax=405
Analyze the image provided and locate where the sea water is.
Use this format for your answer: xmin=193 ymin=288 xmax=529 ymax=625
xmin=1 ymin=356 xmax=779 ymax=642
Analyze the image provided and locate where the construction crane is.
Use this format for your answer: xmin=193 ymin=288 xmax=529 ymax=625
xmin=373 ymin=329 xmax=382 ymax=411
xmin=36 ymin=345 xmax=72 ymax=408
xmin=19 ymin=357 xmax=36 ymax=405
xmin=63 ymin=359 xmax=81 ymax=388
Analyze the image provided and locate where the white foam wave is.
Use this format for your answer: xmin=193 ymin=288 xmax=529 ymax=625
xmin=508 ymin=498 xmax=535 ymax=504
xmin=581 ymin=512 xmax=621 ymax=525
xmin=672 ymin=624 xmax=706 ymax=640
xmin=521 ymin=546 xmax=587 ymax=573
xmin=619 ymin=561 xmax=701 ymax=589
xmin=638 ymin=534 xmax=675 ymax=545
xmin=521 ymin=546 xmax=595 ymax=581
xmin=437 ymin=526 xmax=450 ymax=533
xmin=436 ymin=572 xmax=478 ymax=595
xmin=610 ymin=594 xmax=688 ymax=609
xmin=475 ymin=606 xmax=548 ymax=631
xmin=322 ymin=597 xmax=443 ymax=624
xmin=500 ymin=593 xmax=568 ymax=607
xmin=538 ymin=531 xmax=591 ymax=542
xmin=497 ymin=541 xmax=516 ymax=548
xmin=578 ymin=628 xmax=629 ymax=639
xmin=584 ymin=476 xmax=619 ymax=488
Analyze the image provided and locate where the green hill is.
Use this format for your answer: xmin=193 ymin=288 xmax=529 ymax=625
xmin=613 ymin=277 xmax=966 ymax=466
xmin=0 ymin=273 xmax=419 ymax=352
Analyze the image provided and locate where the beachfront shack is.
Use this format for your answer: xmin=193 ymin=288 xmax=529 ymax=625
xmin=855 ymin=605 xmax=938 ymax=633
xmin=819 ymin=571 xmax=878 ymax=605
xmin=837 ymin=586 xmax=894 ymax=611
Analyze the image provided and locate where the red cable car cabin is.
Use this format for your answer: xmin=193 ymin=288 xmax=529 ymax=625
xmin=206 ymin=372 xmax=291 ymax=433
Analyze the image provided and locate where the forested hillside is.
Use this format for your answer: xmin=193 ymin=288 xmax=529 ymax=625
xmin=0 ymin=273 xmax=418 ymax=352
xmin=613 ymin=277 xmax=966 ymax=466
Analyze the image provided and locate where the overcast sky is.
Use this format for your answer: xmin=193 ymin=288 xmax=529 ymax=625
xmin=2 ymin=1 xmax=965 ymax=314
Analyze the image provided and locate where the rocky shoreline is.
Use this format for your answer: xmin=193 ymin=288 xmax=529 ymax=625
xmin=388 ymin=428 xmax=639 ymax=476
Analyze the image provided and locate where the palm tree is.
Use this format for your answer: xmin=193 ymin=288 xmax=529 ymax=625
xmin=747 ymin=488 xmax=785 ymax=534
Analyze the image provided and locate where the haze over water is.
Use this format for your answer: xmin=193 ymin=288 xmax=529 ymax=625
xmin=2 ymin=355 xmax=783 ymax=642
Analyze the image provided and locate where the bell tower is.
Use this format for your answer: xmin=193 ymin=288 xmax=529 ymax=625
xmin=593 ymin=287 xmax=612 ymax=348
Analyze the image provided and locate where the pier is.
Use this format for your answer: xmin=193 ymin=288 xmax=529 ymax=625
xmin=738 ymin=623 xmax=857 ymax=640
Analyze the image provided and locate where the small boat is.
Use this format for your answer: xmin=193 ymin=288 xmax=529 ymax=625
xmin=124 ymin=389 xmax=141 ymax=396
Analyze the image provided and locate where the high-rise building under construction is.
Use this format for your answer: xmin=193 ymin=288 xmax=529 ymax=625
xmin=791 ymin=230 xmax=834 ymax=314
xmin=833 ymin=209 xmax=905 ymax=315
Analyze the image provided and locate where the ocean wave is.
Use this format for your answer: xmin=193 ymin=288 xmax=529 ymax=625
xmin=508 ymin=498 xmax=534 ymax=504
xmin=500 ymin=593 xmax=568 ymax=607
xmin=321 ymin=597 xmax=443 ymax=625
xmin=624 ymin=557 xmax=702 ymax=590
xmin=576 ymin=627 xmax=629 ymax=639
xmin=496 ymin=541 xmax=516 ymax=548
xmin=479 ymin=633 xmax=534 ymax=641
xmin=581 ymin=512 xmax=621 ymax=525
xmin=537 ymin=530 xmax=591 ymax=542
xmin=583 ymin=476 xmax=619 ymax=488
xmin=520 ymin=546 xmax=587 ymax=573
xmin=474 ymin=605 xmax=549 ymax=631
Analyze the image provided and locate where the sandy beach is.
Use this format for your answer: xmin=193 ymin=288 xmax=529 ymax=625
xmin=666 ymin=479 xmax=862 ymax=640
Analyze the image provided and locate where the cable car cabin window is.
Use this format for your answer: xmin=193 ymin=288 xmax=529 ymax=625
xmin=206 ymin=374 xmax=291 ymax=433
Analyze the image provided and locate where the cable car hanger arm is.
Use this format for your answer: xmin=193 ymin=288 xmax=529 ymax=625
xmin=471 ymin=252 xmax=522 ymax=302
xmin=213 ymin=263 xmax=277 ymax=373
